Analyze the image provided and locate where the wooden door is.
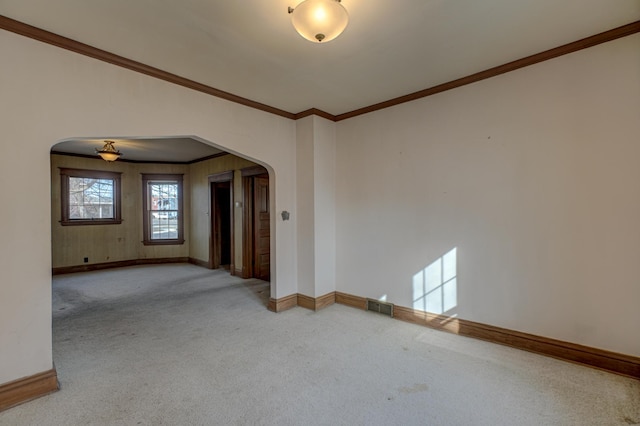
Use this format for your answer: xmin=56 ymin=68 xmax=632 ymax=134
xmin=253 ymin=176 xmax=270 ymax=281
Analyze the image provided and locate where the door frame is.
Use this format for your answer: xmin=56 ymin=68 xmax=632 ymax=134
xmin=241 ymin=165 xmax=269 ymax=279
xmin=208 ymin=171 xmax=234 ymax=271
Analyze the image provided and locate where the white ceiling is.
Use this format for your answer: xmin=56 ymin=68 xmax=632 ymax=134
xmin=1 ymin=0 xmax=638 ymax=116
xmin=2 ymin=0 xmax=638 ymax=161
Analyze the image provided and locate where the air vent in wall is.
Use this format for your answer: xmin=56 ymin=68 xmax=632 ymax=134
xmin=366 ymin=299 xmax=394 ymax=317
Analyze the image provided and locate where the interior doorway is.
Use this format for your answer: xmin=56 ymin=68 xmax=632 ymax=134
xmin=48 ymin=139 xmax=278 ymax=405
xmin=209 ymin=171 xmax=234 ymax=271
xmin=242 ymin=166 xmax=270 ymax=281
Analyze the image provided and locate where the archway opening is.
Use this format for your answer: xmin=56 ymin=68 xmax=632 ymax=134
xmin=50 ymin=135 xmax=274 ymax=289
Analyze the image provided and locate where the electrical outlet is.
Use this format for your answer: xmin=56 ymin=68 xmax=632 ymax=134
xmin=83 ymin=257 xmax=89 ymax=263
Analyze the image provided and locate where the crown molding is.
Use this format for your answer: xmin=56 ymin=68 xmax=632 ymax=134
xmin=294 ymin=108 xmax=335 ymax=121
xmin=335 ymin=20 xmax=640 ymax=121
xmin=0 ymin=15 xmax=295 ymax=120
xmin=1 ymin=15 xmax=638 ymax=122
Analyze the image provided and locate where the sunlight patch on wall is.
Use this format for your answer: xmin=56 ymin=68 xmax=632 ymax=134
xmin=413 ymin=248 xmax=457 ymax=315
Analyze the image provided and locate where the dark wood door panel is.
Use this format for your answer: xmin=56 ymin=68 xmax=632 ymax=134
xmin=254 ymin=176 xmax=270 ymax=281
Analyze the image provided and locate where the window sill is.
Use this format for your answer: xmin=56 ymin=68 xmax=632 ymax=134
xmin=142 ymin=239 xmax=185 ymax=246
xmin=61 ymin=219 xmax=122 ymax=226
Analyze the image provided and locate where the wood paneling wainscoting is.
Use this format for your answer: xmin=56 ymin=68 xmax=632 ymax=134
xmin=332 ymin=292 xmax=640 ymax=380
xmin=0 ymin=369 xmax=58 ymax=412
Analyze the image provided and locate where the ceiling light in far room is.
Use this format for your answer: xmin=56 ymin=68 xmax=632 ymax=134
xmin=96 ymin=140 xmax=122 ymax=162
xmin=288 ymin=0 xmax=349 ymax=43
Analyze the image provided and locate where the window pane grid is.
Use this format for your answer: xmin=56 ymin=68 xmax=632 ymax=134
xmin=148 ymin=181 xmax=179 ymax=240
xmin=68 ymin=177 xmax=115 ymax=220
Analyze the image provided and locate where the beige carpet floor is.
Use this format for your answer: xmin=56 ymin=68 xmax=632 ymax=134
xmin=1 ymin=263 xmax=638 ymax=425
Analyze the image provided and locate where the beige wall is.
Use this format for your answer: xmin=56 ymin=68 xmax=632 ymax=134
xmin=1 ymin=16 xmax=638 ymax=394
xmin=51 ymin=154 xmax=190 ymax=268
xmin=295 ymin=116 xmax=337 ymax=298
xmin=295 ymin=117 xmax=315 ymax=296
xmin=0 ymin=30 xmax=297 ymax=385
xmin=188 ymin=154 xmax=259 ymax=268
xmin=335 ymin=33 xmax=640 ymax=356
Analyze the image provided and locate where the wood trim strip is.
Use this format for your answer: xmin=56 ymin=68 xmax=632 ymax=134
xmin=296 ymin=294 xmax=315 ymax=311
xmin=0 ymin=369 xmax=59 ymax=412
xmin=393 ymin=305 xmax=640 ymax=379
xmin=294 ymin=108 xmax=335 ymax=121
xmin=335 ymin=291 xmax=367 ymax=310
xmin=241 ymin=176 xmax=253 ymax=279
xmin=335 ymin=20 xmax=640 ymax=121
xmin=52 ymin=257 xmax=190 ymax=275
xmin=335 ymin=291 xmax=639 ymax=379
xmin=268 ymin=294 xmax=298 ymax=313
xmin=315 ymin=292 xmax=336 ymax=310
xmin=0 ymin=15 xmax=295 ymax=120
xmin=297 ymin=292 xmax=336 ymax=311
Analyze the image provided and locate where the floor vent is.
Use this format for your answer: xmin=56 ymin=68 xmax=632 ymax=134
xmin=366 ymin=299 xmax=394 ymax=317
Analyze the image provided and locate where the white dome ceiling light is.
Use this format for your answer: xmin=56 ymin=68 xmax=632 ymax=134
xmin=288 ymin=0 xmax=349 ymax=43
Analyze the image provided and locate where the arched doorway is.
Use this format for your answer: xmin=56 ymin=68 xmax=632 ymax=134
xmin=49 ymin=136 xmax=273 ymax=291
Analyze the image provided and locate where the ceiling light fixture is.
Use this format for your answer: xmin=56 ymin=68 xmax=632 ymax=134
xmin=288 ymin=0 xmax=349 ymax=43
xmin=96 ymin=140 xmax=122 ymax=162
